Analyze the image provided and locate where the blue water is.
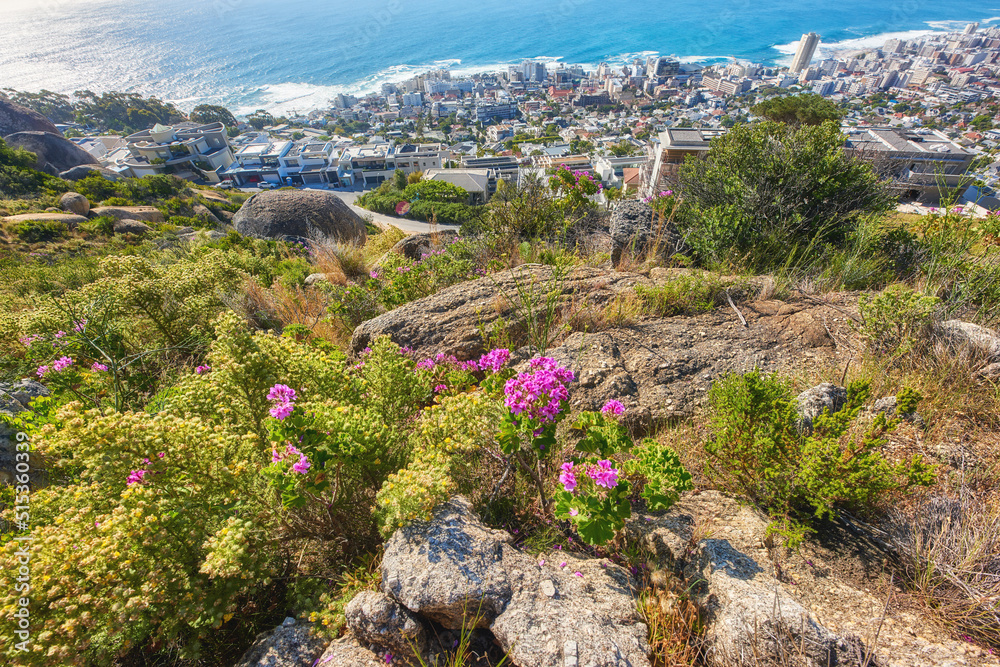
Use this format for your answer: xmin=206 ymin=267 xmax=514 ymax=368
xmin=1 ymin=0 xmax=997 ymax=115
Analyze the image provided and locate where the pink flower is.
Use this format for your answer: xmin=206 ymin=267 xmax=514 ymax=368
xmin=574 ymin=571 xmax=583 ymax=577
xmin=91 ymin=362 xmax=108 ymax=372
xmin=559 ymin=561 xmax=567 ymax=568
xmin=36 ymin=365 xmax=49 ymax=378
xmin=126 ymin=469 xmax=147 ymax=486
xmin=416 ymin=358 xmax=436 ymax=370
xmin=52 ymin=356 xmax=74 ymax=372
xmin=558 ymin=462 xmax=577 ymax=492
xmin=504 ymin=357 xmax=575 ymax=424
xmin=478 ymin=348 xmax=511 ymax=373
xmin=538 ymin=559 xmax=545 ymax=566
xmin=291 ymin=453 xmax=311 ymax=474
xmin=601 ymin=399 xmax=625 ymax=416
xmin=267 ymin=384 xmax=297 ymax=420
xmin=369 ymin=270 xmax=380 ymax=279
xmin=434 ymin=384 xmax=448 ymax=393
xmin=569 ymin=507 xmax=579 ymax=516
xmin=195 ymin=365 xmax=211 ymax=374
xmin=54 ymin=330 xmax=66 ymax=339
xmin=73 ymin=319 xmax=87 ymax=333
xmin=157 ymin=452 xmax=165 ymax=458
xmin=270 ymin=402 xmax=294 ymax=420
xmin=588 ymin=459 xmax=620 ymax=489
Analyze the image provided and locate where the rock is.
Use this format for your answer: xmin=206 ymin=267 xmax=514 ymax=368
xmin=59 ymin=192 xmax=90 ymax=217
xmin=312 ymin=639 xmax=384 ymax=666
xmin=192 ymin=203 xmax=220 ymax=225
xmin=0 ymin=392 xmax=26 ymax=415
xmin=390 ymin=231 xmax=459 ymax=261
xmin=795 ymin=383 xmax=847 ymax=432
xmin=113 ymin=219 xmax=153 ymax=236
xmin=2 ymin=212 xmax=87 ymax=230
xmin=975 ymin=362 xmax=1000 ymax=381
xmin=216 ymin=209 xmax=235 ymax=223
xmin=934 ymin=320 xmax=1000 ymax=363
xmin=0 ymin=379 xmax=50 ymax=409
xmin=629 ymin=491 xmax=990 ymax=667
xmin=352 ymin=265 xmax=646 ymax=361
xmin=59 ymin=165 xmax=123 ymax=182
xmin=3 ymin=131 xmax=99 ymax=175
xmin=0 ymin=98 xmax=60 ymax=136
xmin=609 ymin=199 xmax=688 ymax=267
xmin=234 ymin=622 xmax=327 ymax=667
xmin=873 ymin=395 xmax=924 ymax=427
xmin=91 ymin=206 xmax=165 ymax=224
xmin=345 ymin=591 xmax=427 ymax=659
xmin=381 ymin=496 xmax=650 ymax=667
xmin=382 ymin=496 xmax=514 ymax=628
xmin=304 ymin=273 xmax=329 ymax=286
xmin=178 ymin=229 xmax=226 ymax=242
xmin=234 ymin=190 xmax=366 ymax=245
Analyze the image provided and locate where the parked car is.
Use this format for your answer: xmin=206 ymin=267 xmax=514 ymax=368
xmin=216 ymin=180 xmax=234 ymax=190
xmin=256 ymin=182 xmax=275 ymax=190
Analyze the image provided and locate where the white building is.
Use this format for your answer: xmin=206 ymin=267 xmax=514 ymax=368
xmin=790 ymin=33 xmax=821 ymax=74
xmin=114 ymin=122 xmax=235 ymax=181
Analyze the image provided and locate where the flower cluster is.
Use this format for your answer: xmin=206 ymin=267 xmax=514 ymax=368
xmin=272 ymin=443 xmax=311 ymax=474
xmin=558 ymin=462 xmax=577 ymax=492
xmin=126 ymin=468 xmax=147 ymax=485
xmin=601 ymin=399 xmax=625 ymax=416
xmin=559 ymin=459 xmax=620 ymax=492
xmin=503 ymin=357 xmax=575 ymax=424
xmin=478 ymin=348 xmax=511 ymax=373
xmin=37 ymin=355 xmax=75 ymax=377
xmin=195 ymin=365 xmax=211 ymax=374
xmin=91 ymin=362 xmax=108 ymax=372
xmin=267 ymin=383 xmax=297 ymax=420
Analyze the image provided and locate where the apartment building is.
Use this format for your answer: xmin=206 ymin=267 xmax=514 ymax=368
xmin=114 ymin=122 xmax=235 ymax=180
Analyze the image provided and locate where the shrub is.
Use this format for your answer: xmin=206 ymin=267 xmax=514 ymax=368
xmin=704 ymin=370 xmax=935 ymax=546
xmin=13 ymin=219 xmax=67 ymax=243
xmin=635 ymin=272 xmax=736 ymax=317
xmin=677 ymin=121 xmax=895 ymax=270
xmin=78 ymin=215 xmax=116 ymax=236
xmin=858 ymin=284 xmax=940 ymax=358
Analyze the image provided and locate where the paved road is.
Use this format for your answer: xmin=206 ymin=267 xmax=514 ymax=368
xmin=331 ymin=191 xmax=460 ymax=234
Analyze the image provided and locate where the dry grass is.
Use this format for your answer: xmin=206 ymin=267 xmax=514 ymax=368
xmin=230 ymin=278 xmax=346 ymax=345
xmin=641 ymin=568 xmax=706 ymax=667
xmin=362 ymin=225 xmax=408 ymax=265
xmin=565 ymin=290 xmax=643 ymax=333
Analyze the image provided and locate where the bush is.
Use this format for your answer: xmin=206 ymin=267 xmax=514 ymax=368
xmin=78 ymin=215 xmax=116 ymax=236
xmin=704 ymin=370 xmax=935 ymax=546
xmin=858 ymin=284 xmax=939 ymax=358
xmin=635 ymin=272 xmax=737 ymax=317
xmin=677 ymin=121 xmax=895 ymax=270
xmin=13 ymin=219 xmax=67 ymax=243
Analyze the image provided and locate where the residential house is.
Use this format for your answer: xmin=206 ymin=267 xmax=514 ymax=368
xmin=112 ymin=122 xmax=235 ymax=181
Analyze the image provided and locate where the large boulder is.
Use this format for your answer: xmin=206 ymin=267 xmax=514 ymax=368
xmin=90 ymin=206 xmax=165 ymax=224
xmin=313 ymin=640 xmax=383 ymax=666
xmin=345 ymin=591 xmax=427 ymax=660
xmin=113 ymin=219 xmax=153 ymax=236
xmin=381 ymin=496 xmax=651 ymax=667
xmin=628 ymin=491 xmax=994 ymax=667
xmin=59 ymin=165 xmax=123 ymax=182
xmin=3 ymin=131 xmax=99 ymax=175
xmin=234 ymin=620 xmax=326 ymax=667
xmin=609 ymin=199 xmax=688 ymax=267
xmin=59 ymin=192 xmax=90 ymax=216
xmin=390 ymin=230 xmax=459 ymax=261
xmin=233 ymin=190 xmax=366 ymax=245
xmin=353 ymin=266 xmax=849 ymax=425
xmin=3 ymin=212 xmax=87 ymax=229
xmin=192 ymin=203 xmax=220 ymax=226
xmin=0 ymin=98 xmax=60 ymax=136
xmin=934 ymin=320 xmax=1000 ymax=364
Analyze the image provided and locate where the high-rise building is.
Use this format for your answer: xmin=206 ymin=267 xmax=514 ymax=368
xmin=963 ymin=22 xmax=979 ymax=35
xmin=521 ymin=60 xmax=547 ymax=83
xmin=790 ymin=32 xmax=820 ymax=74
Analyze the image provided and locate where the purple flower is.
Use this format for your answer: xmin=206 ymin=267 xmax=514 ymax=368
xmin=36 ymin=365 xmax=49 ymax=378
xmin=370 ymin=270 xmax=380 ymax=279
xmin=954 ymin=206 xmax=963 ymax=213
xmin=558 ymin=462 xmax=577 ymax=492
xmin=416 ymin=358 xmax=436 ymax=370
xmin=126 ymin=469 xmax=147 ymax=486
xmin=503 ymin=357 xmax=574 ymax=424
xmin=588 ymin=459 xmax=620 ymax=489
xmin=569 ymin=507 xmax=579 ymax=516
xmin=291 ymin=453 xmax=311 ymax=474
xmin=91 ymin=362 xmax=108 ymax=372
xmin=601 ymin=399 xmax=625 ymax=416
xmin=157 ymin=452 xmax=165 ymax=458
xmin=434 ymin=384 xmax=448 ymax=393
xmin=52 ymin=356 xmax=74 ymax=372
xmin=267 ymin=383 xmax=297 ymax=420
xmin=195 ymin=365 xmax=211 ymax=374
xmin=73 ymin=319 xmax=87 ymax=333
xmin=54 ymin=330 xmax=66 ymax=339
xmin=478 ymin=348 xmax=511 ymax=373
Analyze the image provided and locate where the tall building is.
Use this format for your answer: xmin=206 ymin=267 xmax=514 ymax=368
xmin=963 ymin=22 xmax=979 ymax=35
xmin=521 ymin=60 xmax=547 ymax=83
xmin=790 ymin=32 xmax=820 ymax=73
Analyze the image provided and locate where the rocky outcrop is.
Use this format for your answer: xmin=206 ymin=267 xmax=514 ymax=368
xmin=3 ymin=212 xmax=88 ymax=229
xmin=113 ymin=220 xmax=153 ymax=236
xmin=234 ymin=620 xmax=326 ymax=667
xmin=233 ymin=190 xmax=366 ymax=245
xmin=90 ymin=206 xmax=165 ymax=224
xmin=934 ymin=320 xmax=1000 ymax=364
xmin=345 ymin=591 xmax=427 ymax=660
xmin=192 ymin=203 xmax=220 ymax=226
xmin=795 ymin=383 xmax=847 ymax=432
xmin=59 ymin=192 xmax=90 ymax=216
xmin=390 ymin=230 xmax=459 ymax=260
xmin=0 ymin=98 xmax=60 ymax=136
xmin=59 ymin=165 xmax=123 ymax=182
xmin=381 ymin=496 xmax=651 ymax=667
xmin=0 ymin=380 xmax=50 ymax=485
xmin=609 ymin=200 xmax=688 ymax=267
xmin=628 ymin=491 xmax=996 ymax=667
xmin=3 ymin=131 xmax=99 ymax=175
xmin=313 ymin=639 xmax=384 ymax=666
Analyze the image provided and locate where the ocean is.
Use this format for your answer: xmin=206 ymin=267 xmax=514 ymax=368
xmin=1 ymin=0 xmax=997 ymax=116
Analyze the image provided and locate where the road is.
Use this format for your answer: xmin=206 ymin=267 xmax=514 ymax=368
xmin=235 ymin=184 xmax=458 ymax=234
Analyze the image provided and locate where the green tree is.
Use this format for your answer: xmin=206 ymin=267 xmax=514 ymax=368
xmin=752 ymin=93 xmax=844 ymax=127
xmin=970 ymin=115 xmax=994 ymax=131
xmin=0 ymin=137 xmax=65 ymax=196
xmin=677 ymin=121 xmax=894 ymax=268
xmin=190 ymin=104 xmax=238 ymax=128
xmin=247 ymin=109 xmax=275 ymax=130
